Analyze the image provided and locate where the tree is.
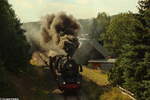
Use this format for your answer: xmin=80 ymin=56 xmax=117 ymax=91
xmin=110 ymin=41 xmax=150 ymax=100
xmin=0 ymin=0 xmax=30 ymax=72
xmin=138 ymin=0 xmax=150 ymax=33
xmin=108 ymin=0 xmax=150 ymax=100
xmin=90 ymin=12 xmax=110 ymax=41
xmin=102 ymin=13 xmax=141 ymax=57
xmin=0 ymin=0 xmax=31 ymax=96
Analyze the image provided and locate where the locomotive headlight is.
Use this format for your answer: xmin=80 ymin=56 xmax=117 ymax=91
xmin=77 ymin=81 xmax=80 ymax=84
xmin=62 ymin=82 xmax=66 ymax=85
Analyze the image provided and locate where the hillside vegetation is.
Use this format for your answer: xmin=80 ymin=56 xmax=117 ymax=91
xmin=0 ymin=0 xmax=31 ymax=97
xmin=102 ymin=1 xmax=150 ymax=100
xmin=82 ymin=67 xmax=109 ymax=86
xmin=81 ymin=67 xmax=132 ymax=100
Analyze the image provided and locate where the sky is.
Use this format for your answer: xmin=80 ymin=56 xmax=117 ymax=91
xmin=9 ymin=0 xmax=139 ymax=22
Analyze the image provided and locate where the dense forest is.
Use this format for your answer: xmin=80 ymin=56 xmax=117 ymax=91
xmin=0 ymin=0 xmax=31 ymax=96
xmin=101 ymin=0 xmax=149 ymax=100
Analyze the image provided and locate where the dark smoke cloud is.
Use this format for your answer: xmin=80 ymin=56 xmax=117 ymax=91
xmin=41 ymin=14 xmax=55 ymax=43
xmin=51 ymin=12 xmax=80 ymax=36
xmin=40 ymin=12 xmax=80 ymax=57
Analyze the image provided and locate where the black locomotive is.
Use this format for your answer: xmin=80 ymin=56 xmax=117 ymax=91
xmin=49 ymin=55 xmax=83 ymax=92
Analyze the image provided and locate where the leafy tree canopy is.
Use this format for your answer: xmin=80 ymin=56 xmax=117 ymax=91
xmin=102 ymin=13 xmax=144 ymax=57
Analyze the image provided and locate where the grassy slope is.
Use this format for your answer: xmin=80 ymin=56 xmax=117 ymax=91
xmin=81 ymin=67 xmax=109 ymax=86
xmin=100 ymin=88 xmax=132 ymax=100
xmin=81 ymin=67 xmax=132 ymax=100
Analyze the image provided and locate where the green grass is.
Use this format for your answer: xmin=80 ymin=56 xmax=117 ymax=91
xmin=100 ymin=88 xmax=132 ymax=100
xmin=81 ymin=67 xmax=109 ymax=86
xmin=81 ymin=66 xmax=132 ymax=100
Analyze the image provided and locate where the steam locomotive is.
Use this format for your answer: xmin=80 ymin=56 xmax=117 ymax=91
xmin=49 ymin=55 xmax=83 ymax=92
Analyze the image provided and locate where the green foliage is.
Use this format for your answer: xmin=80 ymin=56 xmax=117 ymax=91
xmin=0 ymin=0 xmax=31 ymax=97
xmin=138 ymin=0 xmax=150 ymax=14
xmin=108 ymin=1 xmax=150 ymax=100
xmin=138 ymin=0 xmax=150 ymax=42
xmin=90 ymin=12 xmax=110 ymax=41
xmin=100 ymin=88 xmax=132 ymax=100
xmin=111 ymin=47 xmax=150 ymax=100
xmin=102 ymin=13 xmax=144 ymax=57
xmin=0 ymin=0 xmax=30 ymax=72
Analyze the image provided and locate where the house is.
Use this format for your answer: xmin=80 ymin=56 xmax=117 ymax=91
xmin=73 ymin=38 xmax=110 ymax=64
xmin=73 ymin=38 xmax=116 ymax=70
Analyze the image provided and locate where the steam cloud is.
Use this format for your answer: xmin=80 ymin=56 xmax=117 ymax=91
xmin=40 ymin=12 xmax=80 ymax=57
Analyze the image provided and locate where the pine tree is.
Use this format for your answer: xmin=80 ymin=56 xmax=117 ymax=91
xmin=0 ymin=0 xmax=31 ymax=96
xmin=138 ymin=0 xmax=150 ymax=28
xmin=0 ymin=0 xmax=30 ymax=72
xmin=102 ymin=13 xmax=141 ymax=57
xmin=109 ymin=0 xmax=150 ymax=100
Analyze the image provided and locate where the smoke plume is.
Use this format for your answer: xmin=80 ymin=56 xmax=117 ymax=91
xmin=40 ymin=12 xmax=80 ymax=57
